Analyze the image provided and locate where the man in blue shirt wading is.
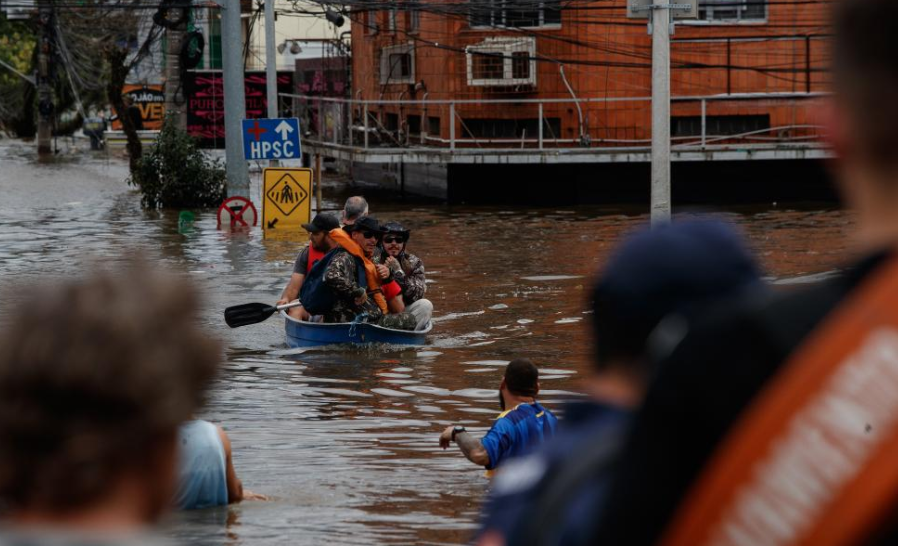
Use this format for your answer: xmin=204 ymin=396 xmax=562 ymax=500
xmin=439 ymin=359 xmax=558 ymax=475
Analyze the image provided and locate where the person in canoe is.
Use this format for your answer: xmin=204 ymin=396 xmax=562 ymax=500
xmin=341 ymin=196 xmax=369 ymax=227
xmin=277 ymin=213 xmax=340 ymax=320
xmin=321 ymin=216 xmax=430 ymax=330
xmin=375 ymin=221 xmax=428 ymax=306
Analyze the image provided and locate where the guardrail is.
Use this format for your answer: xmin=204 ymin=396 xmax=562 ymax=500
xmin=282 ymin=92 xmax=829 ymax=153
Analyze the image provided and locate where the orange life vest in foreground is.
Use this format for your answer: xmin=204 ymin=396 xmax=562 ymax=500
xmin=660 ymin=254 xmax=898 ymax=546
xmin=306 ymin=246 xmax=326 ymax=274
xmin=328 ymin=228 xmax=388 ymax=314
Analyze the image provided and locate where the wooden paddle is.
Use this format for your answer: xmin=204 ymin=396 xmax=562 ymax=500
xmin=225 ymin=301 xmax=303 ymax=328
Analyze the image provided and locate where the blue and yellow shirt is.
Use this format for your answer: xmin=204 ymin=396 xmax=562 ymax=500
xmin=481 ymin=402 xmax=558 ymax=475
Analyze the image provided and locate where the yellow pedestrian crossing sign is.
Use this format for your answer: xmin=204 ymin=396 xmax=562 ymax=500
xmin=262 ymin=168 xmax=312 ymax=234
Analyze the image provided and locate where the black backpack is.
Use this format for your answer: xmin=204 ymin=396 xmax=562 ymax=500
xmin=300 ymin=249 xmax=368 ymax=316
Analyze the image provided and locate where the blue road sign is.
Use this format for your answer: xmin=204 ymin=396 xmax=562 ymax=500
xmin=242 ymin=118 xmax=302 ymax=161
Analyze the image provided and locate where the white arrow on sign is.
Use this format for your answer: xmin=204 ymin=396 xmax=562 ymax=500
xmin=275 ymin=120 xmax=294 ymax=141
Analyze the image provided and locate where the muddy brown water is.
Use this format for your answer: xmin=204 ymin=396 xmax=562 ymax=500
xmin=0 ymin=141 xmax=853 ymax=545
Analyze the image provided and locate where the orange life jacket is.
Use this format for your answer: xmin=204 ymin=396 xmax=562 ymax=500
xmin=306 ymin=246 xmax=326 ymax=274
xmin=660 ymin=254 xmax=898 ymax=546
xmin=328 ymin=228 xmax=388 ymax=314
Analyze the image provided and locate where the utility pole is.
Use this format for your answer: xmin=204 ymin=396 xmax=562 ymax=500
xmin=628 ymin=0 xmax=695 ymax=226
xmin=222 ymin=0 xmax=249 ymax=197
xmin=650 ymin=0 xmax=671 ymax=226
xmin=36 ymin=0 xmax=53 ymax=156
xmin=263 ymin=0 xmax=278 ymax=167
xmin=164 ymin=13 xmax=188 ymax=130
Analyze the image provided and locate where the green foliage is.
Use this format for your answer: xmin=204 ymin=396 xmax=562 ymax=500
xmin=0 ymin=18 xmax=37 ymax=135
xmin=129 ymin=117 xmax=227 ymax=209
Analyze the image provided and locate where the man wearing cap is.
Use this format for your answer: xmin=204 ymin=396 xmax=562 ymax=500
xmin=439 ymin=359 xmax=558 ymax=476
xmin=277 ymin=213 xmax=340 ymax=319
xmin=324 ymin=216 xmax=421 ymax=330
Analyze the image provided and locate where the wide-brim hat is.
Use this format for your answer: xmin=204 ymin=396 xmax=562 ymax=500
xmin=344 ymin=215 xmax=385 ymax=234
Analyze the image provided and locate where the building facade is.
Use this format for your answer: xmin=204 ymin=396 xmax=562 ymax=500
xmin=347 ymin=0 xmax=827 ymax=148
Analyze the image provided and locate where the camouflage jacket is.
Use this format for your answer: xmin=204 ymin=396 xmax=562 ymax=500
xmin=374 ymin=248 xmax=427 ymax=305
xmin=322 ymin=249 xmax=384 ymax=324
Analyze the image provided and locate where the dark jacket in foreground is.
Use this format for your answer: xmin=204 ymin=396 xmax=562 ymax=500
xmin=591 ymin=252 xmax=892 ymax=545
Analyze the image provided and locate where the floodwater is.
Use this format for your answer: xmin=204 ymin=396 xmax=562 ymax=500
xmin=0 ymin=140 xmax=854 ymax=545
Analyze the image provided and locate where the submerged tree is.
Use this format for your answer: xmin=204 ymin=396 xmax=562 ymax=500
xmin=129 ymin=115 xmax=226 ymax=209
xmin=0 ymin=18 xmax=37 ymax=136
xmin=53 ymin=2 xmax=162 ymax=171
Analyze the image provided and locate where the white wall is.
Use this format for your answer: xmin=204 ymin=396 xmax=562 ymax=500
xmin=246 ymin=0 xmax=348 ymax=71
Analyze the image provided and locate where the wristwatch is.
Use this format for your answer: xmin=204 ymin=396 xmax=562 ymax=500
xmin=451 ymin=425 xmax=466 ymax=442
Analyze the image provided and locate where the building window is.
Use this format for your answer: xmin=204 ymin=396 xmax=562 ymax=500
xmin=472 ymin=52 xmax=504 ymax=80
xmin=428 ymin=116 xmax=441 ymax=135
xmin=407 ymin=115 xmax=422 ymax=134
xmin=380 ymin=43 xmax=416 ymax=84
xmin=512 ymin=51 xmax=530 ymax=79
xmin=407 ymin=0 xmax=421 ymax=32
xmin=466 ymin=37 xmax=537 ymax=87
xmin=698 ymin=0 xmax=766 ymax=21
xmin=385 ymin=113 xmax=399 ymax=131
xmin=358 ymin=0 xmax=378 ymax=34
xmin=387 ymin=6 xmax=398 ymax=32
xmin=470 ymin=0 xmax=561 ymax=28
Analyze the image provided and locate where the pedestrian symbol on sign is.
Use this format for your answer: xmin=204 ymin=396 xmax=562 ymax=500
xmin=266 ymin=174 xmax=308 ymax=216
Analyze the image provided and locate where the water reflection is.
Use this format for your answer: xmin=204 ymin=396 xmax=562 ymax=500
xmin=0 ymin=142 xmax=852 ymax=544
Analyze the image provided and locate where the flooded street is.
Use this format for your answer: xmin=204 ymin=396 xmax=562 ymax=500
xmin=0 ymin=141 xmax=854 ymax=545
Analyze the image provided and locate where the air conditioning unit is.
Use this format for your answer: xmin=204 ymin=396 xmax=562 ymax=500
xmin=2 ymin=0 xmax=35 ymax=20
xmin=466 ymin=37 xmax=537 ymax=88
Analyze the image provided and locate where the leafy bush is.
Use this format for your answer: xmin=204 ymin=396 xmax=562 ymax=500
xmin=129 ymin=116 xmax=227 ymax=208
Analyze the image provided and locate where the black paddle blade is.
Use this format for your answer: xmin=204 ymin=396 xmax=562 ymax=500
xmin=224 ymin=302 xmax=278 ymax=328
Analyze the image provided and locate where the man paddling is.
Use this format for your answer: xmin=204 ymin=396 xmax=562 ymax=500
xmin=277 ymin=212 xmax=340 ymax=319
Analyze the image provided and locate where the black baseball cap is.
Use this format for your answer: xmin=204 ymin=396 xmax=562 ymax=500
xmin=302 ymin=213 xmax=340 ymax=233
xmin=344 ymin=215 xmax=384 ymax=234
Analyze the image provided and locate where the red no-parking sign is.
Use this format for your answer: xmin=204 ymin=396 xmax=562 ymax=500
xmin=217 ymin=196 xmax=258 ymax=228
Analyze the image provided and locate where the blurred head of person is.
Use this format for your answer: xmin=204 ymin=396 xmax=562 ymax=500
xmin=0 ymin=262 xmax=221 ymax=531
xmin=499 ymin=359 xmax=540 ymax=411
xmin=589 ymin=219 xmax=763 ymax=405
xmin=830 ymin=0 xmax=898 ymax=244
xmin=342 ymin=196 xmax=369 ymax=226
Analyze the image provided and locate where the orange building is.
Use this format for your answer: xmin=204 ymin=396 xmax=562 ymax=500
xmin=348 ymin=0 xmax=828 ymax=147
xmin=293 ymin=0 xmax=833 ymax=202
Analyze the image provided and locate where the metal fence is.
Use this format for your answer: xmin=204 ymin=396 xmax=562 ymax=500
xmin=283 ymin=92 xmax=829 ymax=153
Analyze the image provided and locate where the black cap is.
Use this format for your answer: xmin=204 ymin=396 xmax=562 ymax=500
xmin=302 ymin=213 xmax=340 ymax=233
xmin=344 ymin=215 xmax=384 ymax=233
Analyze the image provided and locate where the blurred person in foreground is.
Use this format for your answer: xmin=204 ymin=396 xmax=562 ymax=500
xmin=439 ymin=359 xmax=558 ymax=477
xmin=476 ymin=219 xmax=764 ymax=546
xmin=591 ymin=1 xmax=898 ymax=544
xmin=0 ymin=263 xmax=220 ymax=542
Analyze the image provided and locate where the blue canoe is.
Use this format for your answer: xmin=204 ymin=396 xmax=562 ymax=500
xmin=282 ymin=311 xmax=433 ymax=348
